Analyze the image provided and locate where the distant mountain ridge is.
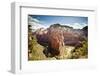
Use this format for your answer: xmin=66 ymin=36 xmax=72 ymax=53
xmin=50 ymin=23 xmax=73 ymax=29
xmin=32 ymin=23 xmax=88 ymax=47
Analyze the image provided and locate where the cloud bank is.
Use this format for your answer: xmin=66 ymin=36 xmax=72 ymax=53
xmin=66 ymin=23 xmax=87 ymax=29
xmin=28 ymin=16 xmax=47 ymax=30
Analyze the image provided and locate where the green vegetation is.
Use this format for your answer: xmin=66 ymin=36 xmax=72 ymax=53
xmin=28 ymin=25 xmax=46 ymax=60
xmin=71 ymin=40 xmax=88 ymax=59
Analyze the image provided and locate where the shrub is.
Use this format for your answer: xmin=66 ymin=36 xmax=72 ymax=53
xmin=72 ymin=40 xmax=88 ymax=59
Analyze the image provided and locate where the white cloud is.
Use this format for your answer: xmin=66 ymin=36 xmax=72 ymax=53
xmin=28 ymin=16 xmax=40 ymax=23
xmin=65 ymin=23 xmax=87 ymax=29
xmin=28 ymin=16 xmax=47 ymax=30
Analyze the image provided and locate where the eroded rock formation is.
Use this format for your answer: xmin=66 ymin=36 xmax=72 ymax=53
xmin=47 ymin=27 xmax=65 ymax=57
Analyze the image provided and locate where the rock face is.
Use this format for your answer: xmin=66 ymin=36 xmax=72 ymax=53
xmin=82 ymin=26 xmax=88 ymax=38
xmin=47 ymin=27 xmax=65 ymax=56
xmin=34 ymin=28 xmax=48 ymax=46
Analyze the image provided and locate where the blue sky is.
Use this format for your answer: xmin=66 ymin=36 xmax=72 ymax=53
xmin=28 ymin=15 xmax=88 ymax=29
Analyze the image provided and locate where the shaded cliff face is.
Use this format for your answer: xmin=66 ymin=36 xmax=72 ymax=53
xmin=82 ymin=26 xmax=88 ymax=38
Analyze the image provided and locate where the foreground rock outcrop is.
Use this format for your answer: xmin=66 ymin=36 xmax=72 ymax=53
xmin=47 ymin=27 xmax=65 ymax=57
